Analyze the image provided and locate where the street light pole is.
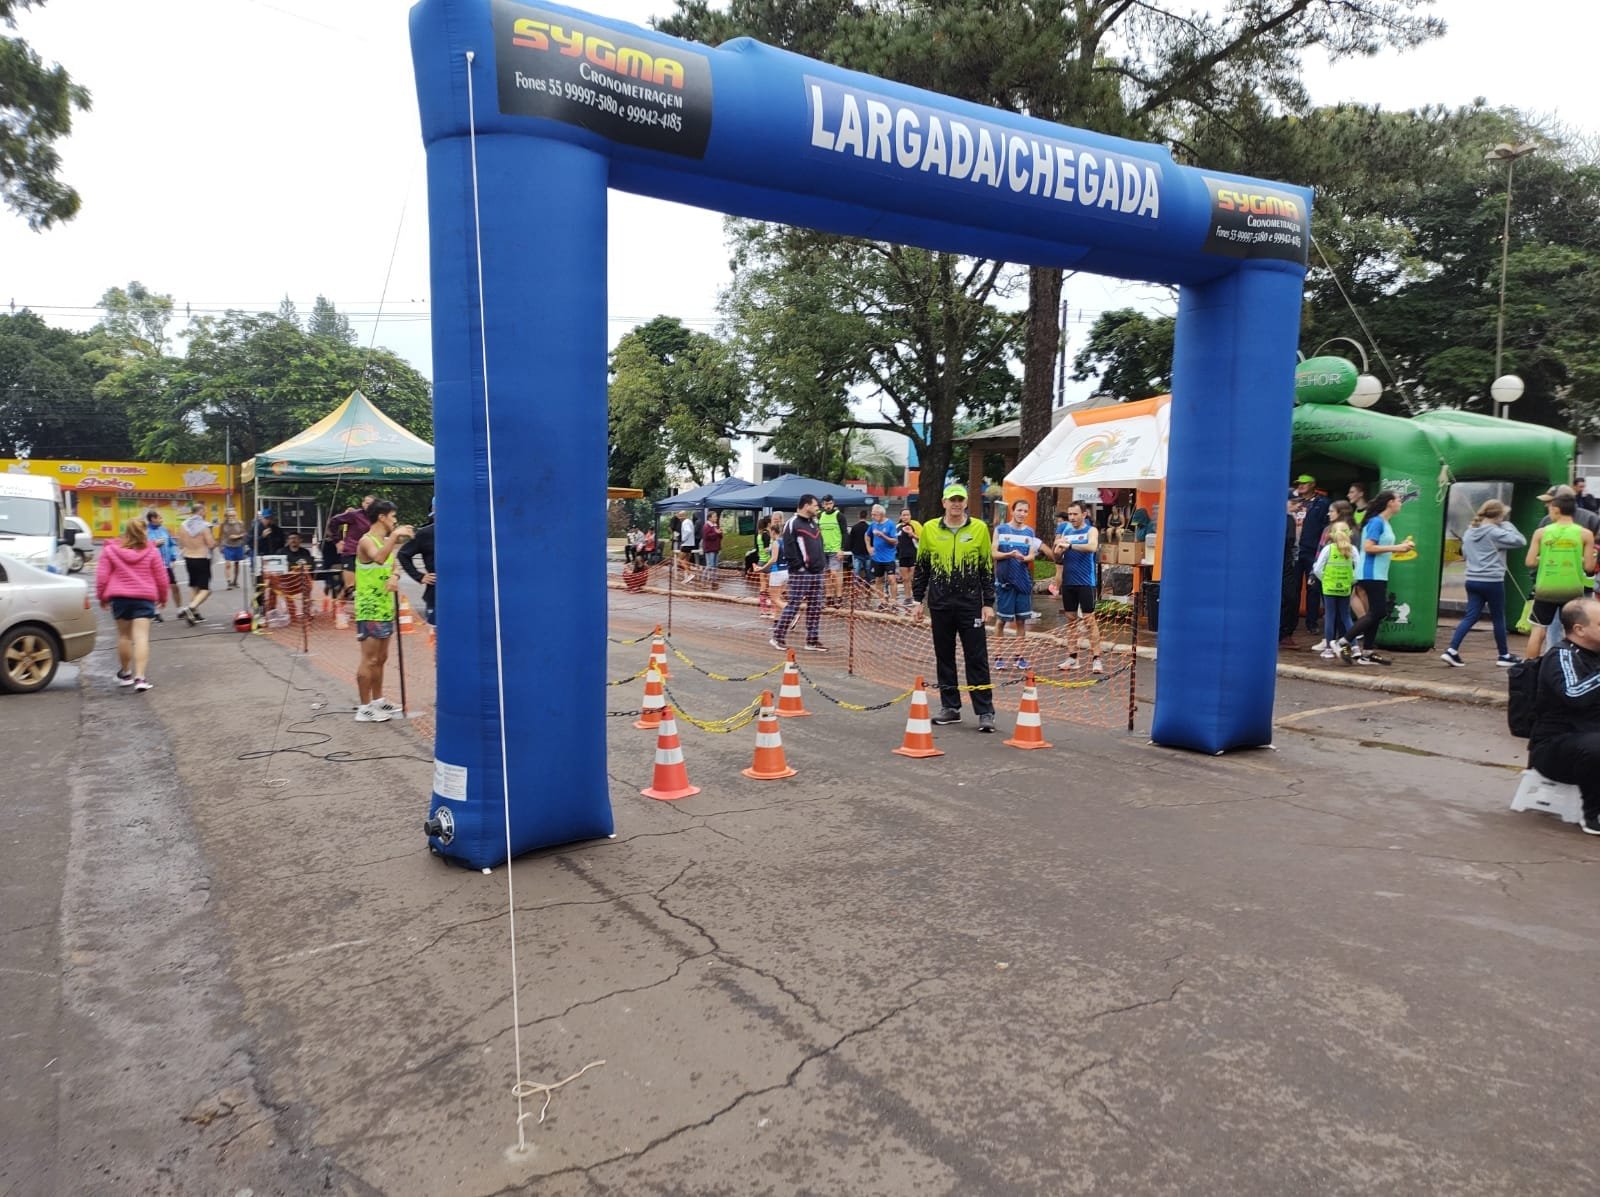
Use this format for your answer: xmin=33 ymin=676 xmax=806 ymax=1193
xmin=1486 ymin=141 xmax=1537 ymax=417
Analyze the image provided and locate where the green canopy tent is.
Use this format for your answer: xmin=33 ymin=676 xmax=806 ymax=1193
xmin=241 ymin=389 xmax=434 ymax=542
xmin=241 ymin=389 xmax=433 ymax=486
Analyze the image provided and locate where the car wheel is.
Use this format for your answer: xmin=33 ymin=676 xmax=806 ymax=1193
xmin=69 ymin=549 xmax=87 ymax=574
xmin=0 ymin=624 xmax=61 ymax=694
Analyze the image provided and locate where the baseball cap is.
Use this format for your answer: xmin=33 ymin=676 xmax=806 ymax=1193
xmin=1537 ymin=484 xmax=1575 ymax=502
xmin=260 ymin=507 xmax=273 ymax=517
xmin=943 ymin=483 xmax=969 ymax=500
xmin=1294 ymin=474 xmax=1315 ymax=484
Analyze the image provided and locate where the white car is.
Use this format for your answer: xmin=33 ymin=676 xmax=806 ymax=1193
xmin=0 ymin=553 xmax=97 ymax=693
xmin=64 ymin=515 xmax=95 ymax=573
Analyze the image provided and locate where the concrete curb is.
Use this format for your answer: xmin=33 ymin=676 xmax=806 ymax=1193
xmin=1273 ymin=662 xmax=1507 ymax=706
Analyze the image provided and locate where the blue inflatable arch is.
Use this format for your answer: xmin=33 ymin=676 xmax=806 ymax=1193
xmin=412 ymin=0 xmax=1312 ymax=866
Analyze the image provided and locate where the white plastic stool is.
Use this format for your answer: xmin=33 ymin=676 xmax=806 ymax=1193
xmin=1509 ymin=769 xmax=1583 ymax=825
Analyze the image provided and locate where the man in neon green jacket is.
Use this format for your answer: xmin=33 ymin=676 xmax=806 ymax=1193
xmin=913 ymin=483 xmax=997 ymax=731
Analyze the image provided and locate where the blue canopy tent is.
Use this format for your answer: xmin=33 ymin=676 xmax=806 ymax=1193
xmin=713 ymin=474 xmax=872 ymax=510
xmin=652 ymin=477 xmax=759 ymax=511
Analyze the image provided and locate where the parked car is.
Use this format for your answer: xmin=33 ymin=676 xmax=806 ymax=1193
xmin=0 ymin=553 xmax=97 ymax=693
xmin=64 ymin=515 xmax=95 ymax=573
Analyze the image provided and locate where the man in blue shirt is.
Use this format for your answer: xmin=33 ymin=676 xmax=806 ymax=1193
xmin=1052 ymin=501 xmax=1105 ymax=674
xmin=992 ymin=499 xmax=1037 ymax=669
xmin=144 ymin=509 xmax=181 ymax=623
xmin=868 ymin=503 xmax=899 ymax=609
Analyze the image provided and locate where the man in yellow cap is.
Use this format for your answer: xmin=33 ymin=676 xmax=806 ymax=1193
xmin=913 ymin=483 xmax=997 ymax=732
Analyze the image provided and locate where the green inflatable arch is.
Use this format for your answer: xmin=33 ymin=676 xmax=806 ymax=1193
xmin=1290 ymin=406 xmax=1573 ymax=650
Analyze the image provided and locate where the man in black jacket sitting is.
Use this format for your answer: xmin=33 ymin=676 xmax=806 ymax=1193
xmin=1528 ymin=596 xmax=1600 ymax=835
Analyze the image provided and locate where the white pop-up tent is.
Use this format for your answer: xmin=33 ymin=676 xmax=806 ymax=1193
xmin=1005 ymin=394 xmax=1171 ymax=491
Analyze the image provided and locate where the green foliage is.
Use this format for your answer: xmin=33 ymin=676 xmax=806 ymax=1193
xmin=608 ymin=316 xmax=746 ymax=493
xmin=1071 ymin=309 xmax=1176 ymax=400
xmin=1071 ymin=103 xmax=1600 ymax=435
xmin=1 ymin=0 xmax=90 ymax=229
xmin=0 ymin=287 xmax=431 ymax=464
xmin=0 ymin=310 xmax=129 ymax=457
xmin=308 ymin=295 xmax=356 ymax=345
xmin=721 ymin=219 xmax=1022 ymax=514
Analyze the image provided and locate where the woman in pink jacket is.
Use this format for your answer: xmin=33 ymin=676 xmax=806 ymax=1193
xmin=95 ymin=518 xmax=171 ymax=692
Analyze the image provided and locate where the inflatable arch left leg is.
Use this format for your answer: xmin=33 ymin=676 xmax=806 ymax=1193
xmin=423 ymin=133 xmax=615 ymax=867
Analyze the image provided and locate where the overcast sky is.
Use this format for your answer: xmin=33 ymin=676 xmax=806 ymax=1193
xmin=1 ymin=0 xmax=1590 ymax=395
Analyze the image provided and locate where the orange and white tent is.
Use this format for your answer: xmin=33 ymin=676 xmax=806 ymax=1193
xmin=1005 ymin=394 xmax=1170 ymax=492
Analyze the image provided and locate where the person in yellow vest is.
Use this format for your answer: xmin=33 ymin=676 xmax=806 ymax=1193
xmin=352 ymin=500 xmax=414 ymax=723
xmin=1525 ymin=490 xmax=1597 ymax=659
xmin=1311 ymin=523 xmax=1358 ymax=661
xmin=817 ymin=494 xmax=848 ymax=605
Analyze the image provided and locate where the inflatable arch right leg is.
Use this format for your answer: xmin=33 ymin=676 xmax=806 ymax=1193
xmin=1153 ymin=264 xmax=1305 ymax=753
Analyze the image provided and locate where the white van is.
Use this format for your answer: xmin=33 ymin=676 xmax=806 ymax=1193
xmin=0 ymin=475 xmax=75 ymax=575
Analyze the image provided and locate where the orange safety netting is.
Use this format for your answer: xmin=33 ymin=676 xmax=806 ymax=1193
xmin=257 ymin=560 xmax=1141 ymax=742
xmin=612 ymin=560 xmax=1140 ymax=730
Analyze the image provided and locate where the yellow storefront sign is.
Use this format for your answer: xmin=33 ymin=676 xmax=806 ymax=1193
xmin=1 ymin=458 xmax=243 ymax=539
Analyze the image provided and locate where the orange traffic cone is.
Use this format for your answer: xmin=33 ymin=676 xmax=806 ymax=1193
xmin=892 ymin=676 xmax=944 ymax=759
xmin=1003 ymin=672 xmax=1053 ymax=750
xmin=396 ymin=594 xmax=418 ymax=634
xmin=647 ymin=626 xmax=671 ymax=680
xmin=634 ymin=662 xmax=666 ymax=730
xmin=742 ymin=691 xmax=797 ymax=780
xmin=774 ymin=649 xmax=810 ymax=718
xmin=641 ymin=707 xmax=700 ymax=800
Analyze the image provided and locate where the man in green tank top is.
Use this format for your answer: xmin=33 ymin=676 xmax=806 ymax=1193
xmin=818 ymin=495 xmax=847 ymax=604
xmin=353 ymin=500 xmax=415 ymax=723
xmin=1525 ymin=491 xmax=1597 ymax=658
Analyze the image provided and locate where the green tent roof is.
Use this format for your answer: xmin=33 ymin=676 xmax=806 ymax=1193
xmin=243 ymin=390 xmax=433 ymax=483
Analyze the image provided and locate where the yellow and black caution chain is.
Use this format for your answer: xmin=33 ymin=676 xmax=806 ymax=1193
xmin=608 ymin=665 xmax=650 ymax=687
xmin=660 ymin=685 xmax=764 ymax=734
xmin=668 ymin=646 xmax=786 ymax=684
xmin=791 ymin=662 xmax=914 ymax=712
xmin=607 ymin=630 xmax=657 ymax=646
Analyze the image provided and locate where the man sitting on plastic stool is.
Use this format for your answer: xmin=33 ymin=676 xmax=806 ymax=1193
xmin=1527 ymin=596 xmax=1600 ymax=835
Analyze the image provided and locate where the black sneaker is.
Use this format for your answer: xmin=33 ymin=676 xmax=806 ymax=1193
xmin=977 ymin=713 xmax=996 ymax=733
xmin=190 ymin=609 xmax=205 ymax=622
xmin=1582 ymin=813 xmax=1600 ymax=837
xmin=930 ymin=708 xmax=962 ymax=725
xmin=1440 ymin=649 xmax=1464 ymax=667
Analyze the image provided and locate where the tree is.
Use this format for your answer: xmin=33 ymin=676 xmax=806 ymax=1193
xmin=308 ymin=295 xmax=355 ymax=345
xmin=1 ymin=0 xmax=90 ymax=229
xmin=0 ymin=310 xmax=129 ymax=457
xmin=1069 ymin=104 xmax=1600 ymax=433
xmin=125 ymin=308 xmax=432 ymax=463
xmin=1071 ymin=309 xmax=1175 ymax=400
xmin=95 ymin=282 xmax=175 ymax=357
xmin=721 ymin=220 xmax=1022 ymax=514
xmin=608 ymin=316 xmax=746 ymax=493
xmin=661 ymin=0 xmax=1444 ymax=515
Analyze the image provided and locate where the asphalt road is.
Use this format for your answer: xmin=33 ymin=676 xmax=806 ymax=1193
xmin=5 ymin=607 xmax=1599 ymax=1195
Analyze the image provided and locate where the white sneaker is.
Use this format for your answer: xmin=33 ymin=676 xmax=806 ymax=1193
xmin=354 ymin=704 xmax=391 ymax=723
xmin=1311 ymin=639 xmax=1329 ymax=652
xmin=133 ymin=677 xmax=153 ymax=692
xmin=1091 ymin=658 xmax=1106 ymax=675
xmin=371 ymin=698 xmax=403 ymax=714
xmin=1060 ymin=656 xmax=1078 ymax=670
xmin=1320 ymin=649 xmax=1337 ymax=660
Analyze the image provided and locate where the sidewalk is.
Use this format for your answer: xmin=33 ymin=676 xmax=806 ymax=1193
xmin=1274 ymin=624 xmax=1524 ymax=707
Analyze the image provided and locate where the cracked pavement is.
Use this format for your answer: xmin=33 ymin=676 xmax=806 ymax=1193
xmin=10 ymin=613 xmax=1600 ymax=1195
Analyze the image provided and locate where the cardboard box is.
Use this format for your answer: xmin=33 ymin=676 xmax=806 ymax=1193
xmin=1115 ymin=540 xmax=1140 ymax=565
